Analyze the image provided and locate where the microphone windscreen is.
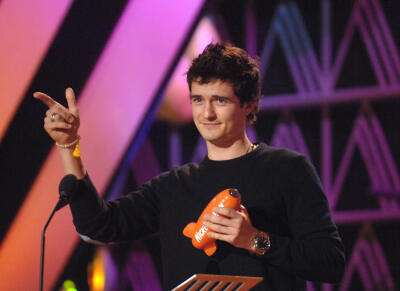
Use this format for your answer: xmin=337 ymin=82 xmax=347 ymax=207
xmin=59 ymin=174 xmax=78 ymax=199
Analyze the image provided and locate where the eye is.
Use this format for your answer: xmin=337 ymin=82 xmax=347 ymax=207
xmin=216 ymin=97 xmax=226 ymax=105
xmin=191 ymin=96 xmax=202 ymax=104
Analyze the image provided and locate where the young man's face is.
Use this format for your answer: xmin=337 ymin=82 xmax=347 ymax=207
xmin=190 ymin=79 xmax=253 ymax=147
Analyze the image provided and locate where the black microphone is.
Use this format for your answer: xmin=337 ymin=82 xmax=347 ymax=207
xmin=55 ymin=174 xmax=78 ymax=210
xmin=39 ymin=174 xmax=78 ymax=291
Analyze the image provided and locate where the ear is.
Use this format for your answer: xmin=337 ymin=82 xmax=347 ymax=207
xmin=244 ymin=101 xmax=256 ymax=115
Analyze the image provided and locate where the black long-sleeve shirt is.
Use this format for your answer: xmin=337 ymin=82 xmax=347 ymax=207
xmin=70 ymin=143 xmax=345 ymax=290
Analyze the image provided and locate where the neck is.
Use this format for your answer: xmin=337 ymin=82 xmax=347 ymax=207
xmin=206 ymin=136 xmax=254 ymax=161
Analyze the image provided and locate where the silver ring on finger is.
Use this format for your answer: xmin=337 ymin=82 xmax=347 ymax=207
xmin=50 ymin=113 xmax=56 ymax=122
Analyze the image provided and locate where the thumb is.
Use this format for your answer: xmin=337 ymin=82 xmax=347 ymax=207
xmin=65 ymin=88 xmax=79 ymax=116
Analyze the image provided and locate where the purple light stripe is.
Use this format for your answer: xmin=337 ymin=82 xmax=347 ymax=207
xmin=306 ymin=281 xmax=316 ymax=291
xmin=331 ymin=2 xmax=358 ymax=87
xmin=259 ymin=25 xmax=277 ymax=78
xmin=389 ymin=199 xmax=399 ymax=210
xmin=351 ymin=247 xmax=373 ymax=290
xmin=191 ymin=137 xmax=207 ymax=163
xmin=278 ymin=123 xmax=297 ymax=151
xmin=354 ymin=120 xmax=380 ymax=191
xmin=107 ymin=165 xmax=130 ymax=200
xmin=322 ymin=283 xmax=333 ymax=291
xmin=130 ymin=146 xmax=164 ymax=291
xmin=371 ymin=239 xmax=395 ymax=288
xmin=246 ymin=125 xmax=258 ymax=143
xmin=259 ymin=85 xmax=400 ymax=111
xmin=358 ymin=241 xmax=380 ymax=287
xmin=291 ymin=122 xmax=312 ymax=161
xmin=273 ymin=15 xmax=307 ymax=93
xmin=358 ymin=117 xmax=391 ymax=190
xmin=125 ymin=247 xmax=162 ymax=291
xmin=357 ymin=263 xmax=374 ymax=290
xmin=270 ymin=124 xmax=283 ymax=148
xmin=371 ymin=0 xmax=400 ymax=79
xmin=133 ymin=138 xmax=162 ymax=185
xmin=360 ymin=0 xmax=398 ymax=84
xmin=339 ymin=251 xmax=356 ymax=291
xmin=322 ymin=110 xmax=332 ymax=196
xmin=384 ymin=199 xmax=397 ymax=211
xmin=331 ymin=124 xmax=358 ymax=208
xmin=378 ymin=199 xmax=389 ymax=212
xmin=362 ymin=240 xmax=385 ymax=286
xmin=103 ymin=248 xmax=118 ymax=290
xmin=355 ymin=8 xmax=387 ymax=85
xmin=270 ymin=132 xmax=283 ymax=148
xmin=273 ymin=124 xmax=288 ymax=148
xmin=370 ymin=114 xmax=400 ymax=190
xmin=170 ymin=130 xmax=182 ymax=167
xmin=245 ymin=1 xmax=257 ymax=58
xmin=280 ymin=6 xmax=317 ymax=93
xmin=333 ymin=209 xmax=400 ymax=224
xmin=288 ymin=3 xmax=322 ymax=89
xmin=321 ymin=0 xmax=332 ymax=89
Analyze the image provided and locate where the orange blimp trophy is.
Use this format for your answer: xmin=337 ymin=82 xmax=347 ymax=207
xmin=183 ymin=188 xmax=241 ymax=256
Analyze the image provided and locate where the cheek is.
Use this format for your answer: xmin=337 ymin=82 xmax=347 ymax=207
xmin=191 ymin=106 xmax=200 ymax=118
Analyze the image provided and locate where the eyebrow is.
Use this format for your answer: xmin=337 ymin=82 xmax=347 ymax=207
xmin=189 ymin=94 xmax=231 ymax=99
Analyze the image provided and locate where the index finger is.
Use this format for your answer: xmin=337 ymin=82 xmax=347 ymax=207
xmin=239 ymin=205 xmax=250 ymax=221
xmin=213 ymin=207 xmax=240 ymax=218
xmin=65 ymin=88 xmax=78 ymax=115
xmin=33 ymin=92 xmax=57 ymax=108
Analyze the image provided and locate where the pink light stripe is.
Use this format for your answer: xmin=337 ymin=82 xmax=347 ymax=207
xmin=0 ymin=0 xmax=204 ymax=290
xmin=0 ymin=0 xmax=73 ymax=141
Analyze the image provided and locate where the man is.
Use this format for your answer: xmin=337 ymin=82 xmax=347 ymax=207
xmin=34 ymin=43 xmax=345 ymax=290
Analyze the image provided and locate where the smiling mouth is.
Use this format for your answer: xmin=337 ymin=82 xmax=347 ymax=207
xmin=202 ymin=122 xmax=220 ymax=127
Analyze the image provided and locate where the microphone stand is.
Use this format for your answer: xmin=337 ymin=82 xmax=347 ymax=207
xmin=39 ymin=200 xmax=64 ymax=291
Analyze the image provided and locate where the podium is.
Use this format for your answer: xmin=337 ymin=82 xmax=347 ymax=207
xmin=172 ymin=274 xmax=263 ymax=290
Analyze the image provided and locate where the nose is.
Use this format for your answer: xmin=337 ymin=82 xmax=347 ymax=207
xmin=203 ymin=101 xmax=216 ymax=120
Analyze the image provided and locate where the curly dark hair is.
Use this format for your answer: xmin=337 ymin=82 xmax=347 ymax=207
xmin=186 ymin=43 xmax=261 ymax=123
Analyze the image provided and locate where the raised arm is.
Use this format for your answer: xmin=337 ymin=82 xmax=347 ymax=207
xmin=34 ymin=88 xmax=85 ymax=179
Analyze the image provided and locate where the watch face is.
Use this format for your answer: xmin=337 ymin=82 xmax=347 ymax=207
xmin=254 ymin=232 xmax=270 ymax=254
xmin=255 ymin=235 xmax=268 ymax=249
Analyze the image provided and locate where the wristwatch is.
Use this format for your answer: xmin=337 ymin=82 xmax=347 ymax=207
xmin=250 ymin=231 xmax=271 ymax=256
